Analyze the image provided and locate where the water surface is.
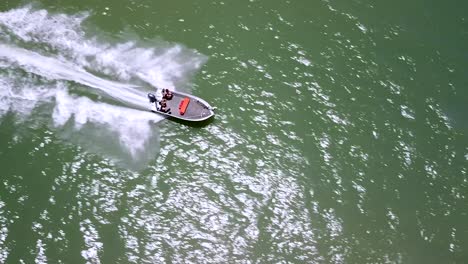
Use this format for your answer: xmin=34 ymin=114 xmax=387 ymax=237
xmin=0 ymin=1 xmax=467 ymax=263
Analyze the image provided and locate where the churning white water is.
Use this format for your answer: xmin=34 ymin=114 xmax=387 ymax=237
xmin=0 ymin=44 xmax=150 ymax=110
xmin=0 ymin=6 xmax=206 ymax=165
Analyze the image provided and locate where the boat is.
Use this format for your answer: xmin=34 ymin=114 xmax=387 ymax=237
xmin=147 ymin=88 xmax=215 ymax=122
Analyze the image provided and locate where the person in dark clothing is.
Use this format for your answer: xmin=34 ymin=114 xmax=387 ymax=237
xmin=159 ymin=99 xmax=171 ymax=114
xmin=162 ymin=88 xmax=174 ymax=100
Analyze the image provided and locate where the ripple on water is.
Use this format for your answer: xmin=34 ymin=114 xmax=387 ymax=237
xmin=80 ymin=219 xmax=103 ymax=263
xmin=0 ymin=201 xmax=8 ymax=263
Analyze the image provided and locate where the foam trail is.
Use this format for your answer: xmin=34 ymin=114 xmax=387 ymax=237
xmin=0 ymin=44 xmax=149 ymax=110
xmin=0 ymin=77 xmax=56 ymax=118
xmin=0 ymin=5 xmax=206 ymax=110
xmin=0 ymin=5 xmax=206 ymax=167
xmin=53 ymin=89 xmax=159 ymax=161
xmin=0 ymin=72 xmax=159 ymax=167
xmin=0 ymin=6 xmax=206 ymax=89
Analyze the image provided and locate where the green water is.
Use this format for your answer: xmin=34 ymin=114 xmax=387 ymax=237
xmin=0 ymin=1 xmax=467 ymax=263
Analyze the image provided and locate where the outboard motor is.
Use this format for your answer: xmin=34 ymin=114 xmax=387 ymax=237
xmin=148 ymin=93 xmax=157 ymax=103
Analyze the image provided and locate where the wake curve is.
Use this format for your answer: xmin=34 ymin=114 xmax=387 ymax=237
xmin=0 ymin=44 xmax=149 ymax=110
xmin=0 ymin=5 xmax=206 ymax=167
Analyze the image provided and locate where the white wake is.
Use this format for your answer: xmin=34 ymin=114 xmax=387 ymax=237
xmin=0 ymin=6 xmax=206 ymax=166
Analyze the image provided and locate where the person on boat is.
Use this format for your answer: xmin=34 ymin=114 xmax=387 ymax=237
xmin=159 ymin=99 xmax=171 ymax=114
xmin=162 ymin=88 xmax=173 ymax=100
